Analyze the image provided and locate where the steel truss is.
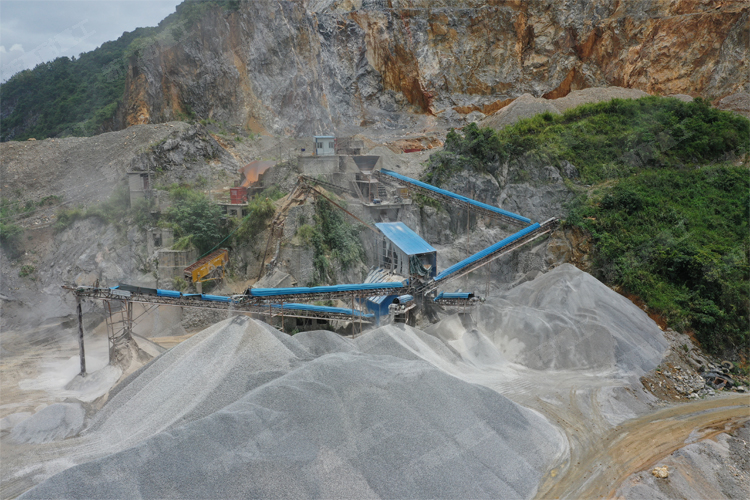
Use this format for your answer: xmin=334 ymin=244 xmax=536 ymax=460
xmin=433 ymin=298 xmax=481 ymax=307
xmin=63 ymin=287 xmax=373 ymax=324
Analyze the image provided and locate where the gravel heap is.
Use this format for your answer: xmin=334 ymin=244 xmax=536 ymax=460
xmin=480 ymin=87 xmax=649 ymax=130
xmin=473 ymin=264 xmax=667 ymax=373
xmin=479 ymin=93 xmax=561 ymax=130
xmin=10 ymin=403 xmax=84 ymax=444
xmin=16 ymin=265 xmax=667 ymax=499
xmin=21 ymin=316 xmax=564 ymax=499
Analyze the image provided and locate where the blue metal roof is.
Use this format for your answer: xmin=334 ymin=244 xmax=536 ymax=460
xmin=375 ymin=222 xmax=436 ymax=256
xmin=380 ymin=169 xmax=531 ymax=223
xmin=434 ymin=223 xmax=540 ymax=281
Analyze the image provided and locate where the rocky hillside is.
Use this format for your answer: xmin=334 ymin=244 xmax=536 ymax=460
xmin=119 ymin=0 xmax=748 ymax=135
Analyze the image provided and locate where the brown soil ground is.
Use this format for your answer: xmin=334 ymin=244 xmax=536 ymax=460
xmin=536 ymin=394 xmax=750 ymax=499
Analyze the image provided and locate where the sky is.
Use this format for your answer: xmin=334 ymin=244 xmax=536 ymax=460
xmin=0 ymin=0 xmax=183 ymax=81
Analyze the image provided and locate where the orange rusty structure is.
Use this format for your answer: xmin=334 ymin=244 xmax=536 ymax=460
xmin=183 ymin=249 xmax=229 ymax=283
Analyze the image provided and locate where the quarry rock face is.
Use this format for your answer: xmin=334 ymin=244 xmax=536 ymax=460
xmin=121 ymin=0 xmax=749 ymax=135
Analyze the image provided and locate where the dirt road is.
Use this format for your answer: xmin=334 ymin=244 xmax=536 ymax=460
xmin=536 ymin=393 xmax=750 ymax=499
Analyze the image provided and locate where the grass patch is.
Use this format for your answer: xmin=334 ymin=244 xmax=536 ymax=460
xmin=18 ymin=264 xmax=36 ymax=278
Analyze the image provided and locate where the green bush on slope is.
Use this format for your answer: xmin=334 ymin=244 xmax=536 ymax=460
xmin=425 ymin=96 xmax=749 ymax=186
xmin=568 ymin=166 xmax=749 ymax=354
xmin=424 ymin=96 xmax=750 ymax=355
xmin=165 ymin=186 xmax=227 ymax=255
xmin=297 ymin=198 xmax=364 ymax=286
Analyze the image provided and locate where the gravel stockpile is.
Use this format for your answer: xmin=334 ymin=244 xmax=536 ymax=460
xmin=480 ymin=94 xmax=561 ymax=130
xmin=21 ymin=316 xmax=564 ymax=499
xmin=474 ymin=264 xmax=667 ymax=373
xmin=15 ymin=265 xmax=671 ymax=499
xmin=547 ymin=87 xmax=648 ymax=113
xmin=82 ymin=316 xmax=308 ymax=449
xmin=10 ymin=403 xmax=84 ymax=444
xmin=480 ymin=87 xmax=649 ymax=130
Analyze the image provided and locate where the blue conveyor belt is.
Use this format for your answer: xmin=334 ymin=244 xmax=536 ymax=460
xmin=380 ymin=169 xmax=531 ymax=223
xmin=433 ymin=292 xmax=473 ymax=301
xmin=248 ymin=281 xmax=406 ymax=297
xmin=434 ymin=223 xmax=541 ymax=281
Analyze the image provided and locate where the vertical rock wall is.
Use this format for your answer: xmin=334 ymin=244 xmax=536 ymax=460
xmin=120 ymin=0 xmax=748 ymax=135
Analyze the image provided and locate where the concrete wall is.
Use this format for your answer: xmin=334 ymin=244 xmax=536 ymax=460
xmin=157 ymin=248 xmax=197 ymax=284
xmin=128 ymin=172 xmax=149 ymax=205
xmin=147 ymin=228 xmax=174 ymax=256
xmin=299 ymin=156 xmax=338 ymax=175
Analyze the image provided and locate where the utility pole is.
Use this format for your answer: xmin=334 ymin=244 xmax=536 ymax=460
xmin=77 ymin=296 xmax=86 ymax=376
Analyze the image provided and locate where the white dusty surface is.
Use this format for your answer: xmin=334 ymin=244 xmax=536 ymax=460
xmin=2 ymin=265 xmax=674 ymax=499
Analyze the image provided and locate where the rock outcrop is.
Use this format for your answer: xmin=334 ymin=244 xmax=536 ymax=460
xmin=120 ymin=0 xmax=749 ymax=135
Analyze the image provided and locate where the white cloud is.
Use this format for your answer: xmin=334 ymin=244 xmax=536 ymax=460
xmin=0 ymin=46 xmax=6 ymax=53
xmin=9 ymin=44 xmax=24 ymax=53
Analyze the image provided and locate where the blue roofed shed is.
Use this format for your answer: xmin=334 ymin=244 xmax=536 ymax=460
xmin=375 ymin=222 xmax=437 ymax=278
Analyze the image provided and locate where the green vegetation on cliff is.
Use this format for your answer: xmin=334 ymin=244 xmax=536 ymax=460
xmin=425 ymin=96 xmax=749 ymax=186
xmin=298 ymin=198 xmax=365 ymax=286
xmin=0 ymin=1 xmax=239 ymax=141
xmin=426 ymin=97 xmax=750 ymax=355
xmin=569 ymin=167 xmax=749 ymax=354
xmin=0 ymin=28 xmax=156 ymax=141
xmin=165 ymin=185 xmax=228 ymax=255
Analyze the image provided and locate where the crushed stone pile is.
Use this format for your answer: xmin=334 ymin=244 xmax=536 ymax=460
xmin=10 ymin=403 xmax=84 ymax=444
xmin=480 ymin=87 xmax=649 ymax=130
xmin=21 ymin=317 xmax=564 ymax=499
xmin=480 ymin=93 xmax=561 ymax=130
xmin=16 ymin=265 xmax=668 ymax=499
xmin=472 ymin=264 xmax=667 ymax=373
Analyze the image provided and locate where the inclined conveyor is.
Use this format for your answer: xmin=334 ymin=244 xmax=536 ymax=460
xmin=376 ymin=169 xmax=531 ymax=226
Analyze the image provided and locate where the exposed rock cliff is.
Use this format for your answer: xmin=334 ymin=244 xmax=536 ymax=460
xmin=120 ymin=0 xmax=749 ymax=135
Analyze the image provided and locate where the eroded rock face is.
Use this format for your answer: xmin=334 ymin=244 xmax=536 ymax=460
xmin=120 ymin=0 xmax=748 ymax=135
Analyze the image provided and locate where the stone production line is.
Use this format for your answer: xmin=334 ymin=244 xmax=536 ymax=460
xmin=64 ymin=170 xmax=557 ymax=373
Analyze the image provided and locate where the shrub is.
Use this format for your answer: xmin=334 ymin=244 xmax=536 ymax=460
xmin=18 ymin=264 xmax=36 ymax=278
xmin=423 ymin=96 xmax=750 ymax=186
xmin=165 ymin=187 xmax=226 ymax=254
xmin=568 ymin=165 xmax=750 ymax=354
xmin=172 ymin=277 xmax=188 ymax=292
xmin=235 ymin=197 xmax=276 ymax=243
xmin=54 ymin=207 xmax=85 ymax=231
xmin=298 ymin=198 xmax=365 ymax=285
